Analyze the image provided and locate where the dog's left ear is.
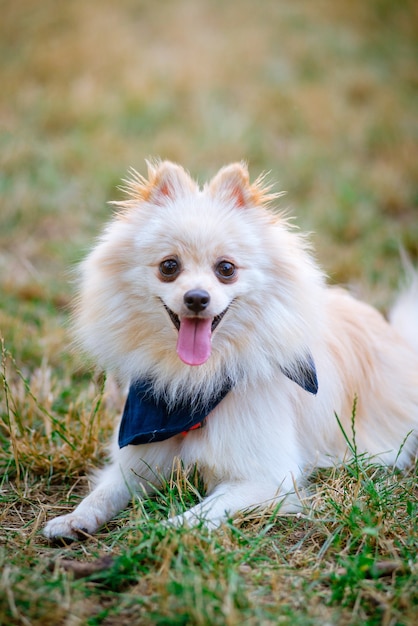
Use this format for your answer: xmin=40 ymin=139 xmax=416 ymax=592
xmin=280 ymin=353 xmax=318 ymax=395
xmin=208 ymin=163 xmax=281 ymax=209
xmin=208 ymin=163 xmax=253 ymax=209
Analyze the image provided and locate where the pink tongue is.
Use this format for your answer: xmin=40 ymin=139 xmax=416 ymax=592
xmin=176 ymin=317 xmax=212 ymax=365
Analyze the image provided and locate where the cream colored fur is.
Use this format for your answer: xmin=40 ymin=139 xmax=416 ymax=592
xmin=44 ymin=160 xmax=418 ymax=539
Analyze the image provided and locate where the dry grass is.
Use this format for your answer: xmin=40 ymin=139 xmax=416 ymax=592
xmin=1 ymin=342 xmax=114 ymax=480
xmin=1 ymin=0 xmax=418 ymax=624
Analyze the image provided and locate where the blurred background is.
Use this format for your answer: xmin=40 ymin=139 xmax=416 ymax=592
xmin=1 ymin=0 xmax=417 ymax=372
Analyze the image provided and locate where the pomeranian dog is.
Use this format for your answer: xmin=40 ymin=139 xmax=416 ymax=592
xmin=44 ymin=160 xmax=418 ymax=540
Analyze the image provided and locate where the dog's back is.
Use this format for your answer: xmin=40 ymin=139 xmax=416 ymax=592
xmin=389 ymin=271 xmax=418 ymax=355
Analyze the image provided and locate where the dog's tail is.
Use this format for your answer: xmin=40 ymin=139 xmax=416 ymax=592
xmin=389 ymin=263 xmax=418 ymax=355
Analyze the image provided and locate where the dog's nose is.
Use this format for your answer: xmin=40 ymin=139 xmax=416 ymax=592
xmin=184 ymin=289 xmax=210 ymax=313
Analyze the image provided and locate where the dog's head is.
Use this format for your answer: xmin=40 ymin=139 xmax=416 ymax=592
xmin=75 ymin=161 xmax=322 ymax=393
xmin=129 ymin=160 xmax=280 ymax=368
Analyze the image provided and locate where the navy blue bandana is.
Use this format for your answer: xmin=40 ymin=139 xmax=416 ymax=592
xmin=280 ymin=353 xmax=318 ymax=396
xmin=118 ymin=354 xmax=317 ymax=448
xmin=118 ymin=378 xmax=233 ymax=447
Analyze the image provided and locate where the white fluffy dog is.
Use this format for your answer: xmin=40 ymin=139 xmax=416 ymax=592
xmin=44 ymin=160 xmax=418 ymax=540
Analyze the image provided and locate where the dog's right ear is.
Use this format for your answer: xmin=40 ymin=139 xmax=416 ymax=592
xmin=117 ymin=160 xmax=197 ymax=208
xmin=146 ymin=160 xmax=197 ymax=205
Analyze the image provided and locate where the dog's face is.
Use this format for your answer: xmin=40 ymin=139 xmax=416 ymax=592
xmin=156 ymin=249 xmax=240 ymax=366
xmin=128 ymin=162 xmax=274 ymax=369
xmin=76 ymin=161 xmax=323 ymax=389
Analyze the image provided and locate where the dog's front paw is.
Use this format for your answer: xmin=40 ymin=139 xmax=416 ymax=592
xmin=43 ymin=513 xmax=98 ymax=542
xmin=167 ymin=509 xmax=222 ymax=530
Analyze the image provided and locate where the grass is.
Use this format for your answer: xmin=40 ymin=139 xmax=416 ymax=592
xmin=1 ymin=0 xmax=417 ymax=623
xmin=1 ymin=356 xmax=417 ymax=626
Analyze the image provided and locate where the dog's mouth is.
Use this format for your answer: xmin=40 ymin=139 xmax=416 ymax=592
xmin=163 ymin=305 xmax=228 ymax=333
xmin=162 ymin=303 xmax=229 ymax=366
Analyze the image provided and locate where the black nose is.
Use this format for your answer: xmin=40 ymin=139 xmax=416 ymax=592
xmin=184 ymin=289 xmax=210 ymax=313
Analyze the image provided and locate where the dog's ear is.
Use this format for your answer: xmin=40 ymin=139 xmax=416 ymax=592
xmin=208 ymin=163 xmax=253 ymax=208
xmin=146 ymin=160 xmax=197 ymax=205
xmin=208 ymin=163 xmax=282 ymax=209
xmin=280 ymin=353 xmax=318 ymax=395
xmin=117 ymin=160 xmax=197 ymax=209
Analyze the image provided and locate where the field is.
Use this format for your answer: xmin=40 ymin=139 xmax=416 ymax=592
xmin=1 ymin=0 xmax=417 ymax=624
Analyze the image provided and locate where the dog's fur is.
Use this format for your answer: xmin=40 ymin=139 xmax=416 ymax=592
xmin=44 ymin=160 xmax=418 ymax=539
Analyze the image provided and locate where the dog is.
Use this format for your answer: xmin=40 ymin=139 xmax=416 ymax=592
xmin=44 ymin=160 xmax=418 ymax=540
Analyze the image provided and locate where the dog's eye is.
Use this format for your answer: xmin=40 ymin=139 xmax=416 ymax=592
xmin=215 ymin=260 xmax=236 ymax=282
xmin=159 ymin=258 xmax=181 ymax=281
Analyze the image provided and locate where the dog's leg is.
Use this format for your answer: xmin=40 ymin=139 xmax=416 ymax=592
xmin=168 ymin=479 xmax=300 ymax=529
xmin=44 ymin=439 xmax=178 ymax=540
xmin=43 ymin=465 xmax=136 ymax=540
